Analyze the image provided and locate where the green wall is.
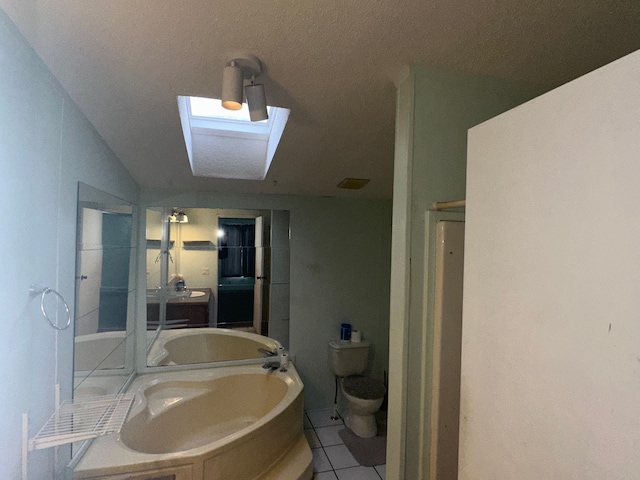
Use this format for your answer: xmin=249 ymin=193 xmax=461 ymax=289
xmin=388 ymin=65 xmax=543 ymax=479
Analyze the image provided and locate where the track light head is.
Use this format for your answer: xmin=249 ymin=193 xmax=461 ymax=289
xmin=221 ymin=54 xmax=268 ymax=121
xmin=245 ymin=77 xmax=268 ymax=122
xmin=221 ymin=61 xmax=243 ymax=110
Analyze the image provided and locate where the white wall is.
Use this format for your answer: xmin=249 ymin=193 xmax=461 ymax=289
xmin=461 ymin=50 xmax=640 ymax=479
xmin=173 ymin=209 xmax=223 ymax=292
xmin=0 ymin=10 xmax=139 ymax=478
xmin=142 ymin=190 xmax=392 ymax=410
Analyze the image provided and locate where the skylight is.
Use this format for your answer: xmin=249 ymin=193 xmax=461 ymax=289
xmin=177 ymin=96 xmax=290 ymax=180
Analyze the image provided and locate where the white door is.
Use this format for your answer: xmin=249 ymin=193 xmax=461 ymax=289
xmin=430 ymin=220 xmax=465 ymax=480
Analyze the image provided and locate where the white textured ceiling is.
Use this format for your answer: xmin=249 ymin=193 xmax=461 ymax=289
xmin=3 ymin=1 xmax=640 ymax=199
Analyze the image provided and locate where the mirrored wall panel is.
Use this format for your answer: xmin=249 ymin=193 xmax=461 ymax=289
xmin=145 ymin=208 xmax=290 ymax=366
xmin=73 ymin=183 xmax=137 ymax=397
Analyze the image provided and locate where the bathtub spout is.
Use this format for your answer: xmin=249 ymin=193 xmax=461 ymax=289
xmin=263 ymin=351 xmax=289 ymax=372
xmin=258 ymin=347 xmax=277 ymax=357
xmin=262 ymin=357 xmax=281 ymax=370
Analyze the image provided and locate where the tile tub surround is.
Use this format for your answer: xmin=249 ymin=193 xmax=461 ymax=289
xmin=74 ymin=364 xmax=312 ymax=480
xmin=305 ymin=409 xmax=386 ymax=480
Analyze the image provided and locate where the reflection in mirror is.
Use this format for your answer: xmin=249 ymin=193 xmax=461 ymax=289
xmin=146 ymin=208 xmax=290 ymax=366
xmin=145 ymin=208 xmax=163 ymax=291
xmin=73 ymin=183 xmax=136 ymax=398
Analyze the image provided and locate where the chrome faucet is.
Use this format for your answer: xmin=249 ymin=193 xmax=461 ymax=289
xmin=260 ymin=347 xmax=289 ymax=372
xmin=262 ymin=356 xmax=282 ymax=370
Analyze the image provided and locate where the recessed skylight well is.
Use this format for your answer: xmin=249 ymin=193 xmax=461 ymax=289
xmin=177 ymin=95 xmax=290 ymax=180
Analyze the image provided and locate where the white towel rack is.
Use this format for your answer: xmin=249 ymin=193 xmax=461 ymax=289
xmin=29 ymin=394 xmax=134 ymax=450
xmin=22 ymin=391 xmax=134 ymax=479
xmin=29 ymin=284 xmax=72 ymax=330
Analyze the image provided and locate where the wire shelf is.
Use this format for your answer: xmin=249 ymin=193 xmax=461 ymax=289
xmin=29 ymin=394 xmax=134 ymax=451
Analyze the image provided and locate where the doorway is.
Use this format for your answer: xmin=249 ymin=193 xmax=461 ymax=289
xmin=217 ymin=217 xmax=257 ymax=330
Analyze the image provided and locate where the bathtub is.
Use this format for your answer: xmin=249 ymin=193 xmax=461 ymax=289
xmin=147 ymin=328 xmax=281 ymax=366
xmin=73 ymin=364 xmax=312 ymax=480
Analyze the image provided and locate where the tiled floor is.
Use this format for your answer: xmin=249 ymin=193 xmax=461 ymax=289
xmin=304 ymin=408 xmax=386 ymax=480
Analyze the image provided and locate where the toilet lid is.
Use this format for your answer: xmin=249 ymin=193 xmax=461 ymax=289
xmin=342 ymin=376 xmax=386 ymax=400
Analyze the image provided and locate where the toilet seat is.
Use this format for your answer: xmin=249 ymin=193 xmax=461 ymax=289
xmin=342 ymin=375 xmax=386 ymax=400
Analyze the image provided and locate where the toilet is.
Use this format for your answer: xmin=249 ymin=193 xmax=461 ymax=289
xmin=329 ymin=339 xmax=386 ymax=438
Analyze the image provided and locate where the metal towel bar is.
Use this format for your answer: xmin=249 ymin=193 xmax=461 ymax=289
xmin=29 ymin=284 xmax=71 ymax=330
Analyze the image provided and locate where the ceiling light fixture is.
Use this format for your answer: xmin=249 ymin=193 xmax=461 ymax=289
xmin=169 ymin=208 xmax=189 ymax=223
xmin=221 ymin=61 xmax=243 ymax=110
xmin=245 ymin=76 xmax=268 ymax=122
xmin=221 ymin=54 xmax=268 ymax=121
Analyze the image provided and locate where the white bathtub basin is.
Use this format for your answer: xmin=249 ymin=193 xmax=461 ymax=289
xmin=73 ymin=364 xmax=312 ymax=480
xmin=120 ymin=374 xmax=287 ymax=454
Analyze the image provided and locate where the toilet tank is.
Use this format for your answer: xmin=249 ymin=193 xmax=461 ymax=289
xmin=328 ymin=340 xmax=371 ymax=377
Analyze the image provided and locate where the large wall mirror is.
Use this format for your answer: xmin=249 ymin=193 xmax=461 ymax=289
xmin=145 ymin=207 xmax=290 ymax=366
xmin=73 ymin=183 xmax=137 ymax=397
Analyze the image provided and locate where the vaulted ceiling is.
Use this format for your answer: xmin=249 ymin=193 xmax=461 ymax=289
xmin=3 ymin=1 xmax=640 ymax=198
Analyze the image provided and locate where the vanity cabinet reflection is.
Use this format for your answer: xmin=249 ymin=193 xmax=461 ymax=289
xmin=147 ymin=288 xmax=213 ymax=328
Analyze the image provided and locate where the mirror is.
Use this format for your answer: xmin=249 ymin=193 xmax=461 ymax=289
xmin=145 ymin=207 xmax=290 ymax=366
xmin=73 ymin=183 xmax=137 ymax=397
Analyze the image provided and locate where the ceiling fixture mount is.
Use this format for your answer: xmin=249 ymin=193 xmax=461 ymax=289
xmin=221 ymin=54 xmax=268 ymax=121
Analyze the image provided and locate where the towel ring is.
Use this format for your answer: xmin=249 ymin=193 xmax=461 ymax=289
xmin=29 ymin=285 xmax=72 ymax=331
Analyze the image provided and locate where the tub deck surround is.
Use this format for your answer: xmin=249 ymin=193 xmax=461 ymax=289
xmin=147 ymin=327 xmax=281 ymax=366
xmin=73 ymin=364 xmax=312 ymax=480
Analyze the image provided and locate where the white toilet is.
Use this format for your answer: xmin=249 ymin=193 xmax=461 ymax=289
xmin=329 ymin=339 xmax=386 ymax=438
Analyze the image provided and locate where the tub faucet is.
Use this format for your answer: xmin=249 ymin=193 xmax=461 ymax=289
xmin=262 ymin=356 xmax=281 ymax=370
xmin=262 ymin=350 xmax=289 ymax=372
